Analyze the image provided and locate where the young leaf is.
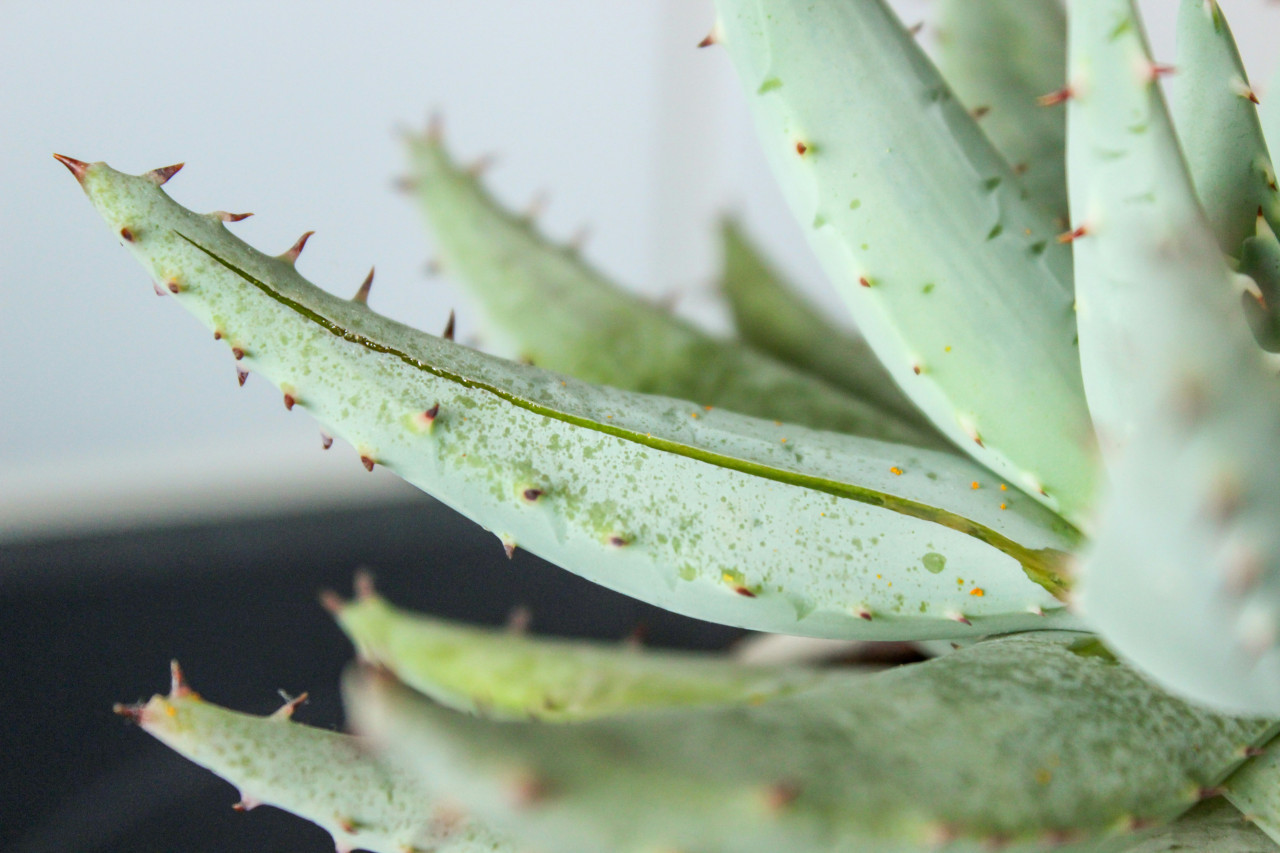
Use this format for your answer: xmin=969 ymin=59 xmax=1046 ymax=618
xmin=1172 ymin=0 xmax=1280 ymax=257
xmin=717 ymin=219 xmax=939 ymax=438
xmin=1068 ymin=1 xmax=1280 ymax=715
xmin=405 ymin=131 xmax=940 ymax=447
xmin=326 ymin=577 xmax=829 ymax=722
xmin=346 ymin=633 xmax=1277 ymax=853
xmin=711 ymin=0 xmax=1099 ymax=526
xmin=115 ymin=663 xmax=511 ymax=853
xmin=61 ymin=158 xmax=1082 ymax=642
xmin=935 ymin=0 xmax=1070 ymax=223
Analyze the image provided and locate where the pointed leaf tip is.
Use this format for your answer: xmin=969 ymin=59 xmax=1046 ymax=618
xmin=145 ymin=162 xmax=185 ymax=186
xmin=53 ymin=153 xmax=90 ymax=183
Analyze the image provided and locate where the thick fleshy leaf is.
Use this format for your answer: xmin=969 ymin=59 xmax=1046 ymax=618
xmin=62 ymin=159 xmax=1082 ymax=641
xmin=935 ymin=0 xmax=1070 ymax=223
xmin=1241 ymin=225 xmax=1280 ymax=351
xmin=404 ymin=133 xmax=940 ymax=447
xmin=1172 ymin=0 xmax=1280 ymax=257
xmin=1068 ymin=1 xmax=1280 ymax=714
xmin=717 ymin=219 xmax=938 ymax=437
xmin=711 ymin=0 xmax=1098 ymax=526
xmin=1120 ymin=799 xmax=1276 ymax=853
xmin=1225 ymin=732 xmax=1280 ymax=846
xmin=326 ymin=578 xmax=828 ymax=721
xmin=115 ymin=663 xmax=511 ymax=853
xmin=346 ymin=633 xmax=1276 ymax=853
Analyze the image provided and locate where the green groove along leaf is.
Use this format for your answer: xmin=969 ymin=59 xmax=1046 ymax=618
xmin=345 ymin=633 xmax=1277 ymax=853
xmin=1119 ymin=799 xmax=1277 ymax=853
xmin=934 ymin=0 xmax=1070 ymax=224
xmin=327 ymin=578 xmax=829 ymax=722
xmin=717 ymin=219 xmax=941 ymax=440
xmin=405 ymin=132 xmax=942 ymax=448
xmin=1172 ymin=0 xmax=1280 ymax=258
xmin=115 ymin=663 xmax=512 ymax=853
xmin=711 ymin=0 xmax=1099 ymax=527
xmin=63 ymin=159 xmax=1084 ymax=641
xmin=1225 ymin=732 xmax=1280 ymax=846
xmin=1068 ymin=1 xmax=1280 ymax=715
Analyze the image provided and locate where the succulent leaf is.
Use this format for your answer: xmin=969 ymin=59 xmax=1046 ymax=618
xmin=1224 ymin=732 xmax=1280 ymax=846
xmin=64 ymin=159 xmax=1082 ymax=641
xmin=1069 ymin=1 xmax=1280 ymax=714
xmin=1241 ymin=224 xmax=1280 ymax=351
xmin=711 ymin=0 xmax=1098 ymax=526
xmin=1171 ymin=0 xmax=1280 ymax=257
xmin=717 ymin=218 xmax=940 ymax=439
xmin=116 ymin=664 xmax=512 ymax=853
xmin=934 ymin=0 xmax=1070 ymax=223
xmin=346 ymin=633 xmax=1277 ymax=853
xmin=1119 ymin=799 xmax=1276 ymax=853
xmin=327 ymin=579 xmax=829 ymax=721
xmin=404 ymin=133 xmax=942 ymax=447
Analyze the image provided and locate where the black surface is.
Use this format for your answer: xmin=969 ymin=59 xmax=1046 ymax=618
xmin=1 ymin=496 xmax=743 ymax=852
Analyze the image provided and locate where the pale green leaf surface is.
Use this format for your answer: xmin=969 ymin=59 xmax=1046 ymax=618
xmin=717 ymin=219 xmax=939 ymax=437
xmin=1226 ymin=732 xmax=1280 ymax=846
xmin=346 ymin=633 xmax=1276 ymax=853
xmin=712 ymin=0 xmax=1098 ymax=526
xmin=330 ymin=584 xmax=830 ymax=721
xmin=67 ymin=160 xmax=1082 ymax=641
xmin=935 ymin=0 xmax=1070 ymax=222
xmin=1241 ymin=226 xmax=1280 ymax=351
xmin=118 ymin=669 xmax=512 ymax=853
xmin=1118 ymin=799 xmax=1276 ymax=852
xmin=1069 ymin=1 xmax=1280 ymax=714
xmin=405 ymin=134 xmax=941 ymax=446
xmin=1172 ymin=0 xmax=1280 ymax=257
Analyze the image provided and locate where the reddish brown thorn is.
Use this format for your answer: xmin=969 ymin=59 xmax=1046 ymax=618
xmin=795 ymin=140 xmax=809 ymax=155
xmin=623 ymin=621 xmax=648 ymax=648
xmin=119 ymin=226 xmax=136 ymax=243
xmin=1245 ymin=746 xmax=1267 ymax=758
xmin=907 ymin=21 xmax=924 ymax=37
xmin=167 ymin=280 xmax=181 ymax=294
xmin=421 ymin=402 xmax=441 ymax=426
xmin=337 ymin=817 xmax=358 ymax=834
xmin=145 ymin=163 xmax=185 ymax=185
xmin=281 ymin=231 xmax=315 ymax=263
xmin=971 ymin=105 xmax=991 ymax=120
xmin=859 ymin=276 xmax=873 ymax=288
xmin=503 ymin=539 xmax=517 ymax=560
xmin=53 ymin=153 xmax=91 ymax=183
xmin=318 ymin=589 xmax=345 ymax=614
xmin=236 ymin=367 xmax=249 ymax=387
xmin=522 ymin=488 xmax=544 ymax=502
xmin=320 ymin=432 xmax=333 ymax=450
xmin=213 ymin=211 xmax=253 ymax=223
xmin=353 ymin=267 xmax=374 ymax=304
xmin=508 ymin=772 xmax=553 ymax=807
xmin=283 ymin=393 xmax=296 ymax=411
xmin=1197 ymin=786 xmax=1225 ymax=801
xmin=912 ymin=364 xmax=922 ymax=375
xmin=1013 ymin=162 xmax=1029 ymax=176
xmin=442 ymin=310 xmax=456 ymax=342
xmin=734 ymin=586 xmax=757 ymax=598
xmin=607 ymin=535 xmax=630 ymax=548
xmin=360 ymin=455 xmax=375 ymax=472
xmin=213 ymin=330 xmax=223 ymax=340
xmin=857 ymin=607 xmax=873 ymax=621
xmin=950 ymin=613 xmax=973 ymax=626
xmin=273 ymin=690 xmax=309 ymax=720
xmin=232 ymin=797 xmax=260 ymax=813
xmin=112 ymin=702 xmax=146 ymax=722
xmin=764 ymin=780 xmax=803 ymax=812
xmin=697 ymin=32 xmax=717 ymax=48
xmin=153 ymin=283 xmax=167 ymax=297
xmin=1148 ymin=64 xmax=1177 ymax=80
xmin=354 ymin=569 xmax=377 ymax=600
xmin=170 ymin=660 xmax=193 ymax=697
xmin=231 ymin=347 xmax=245 ymax=361
xmin=1057 ymin=224 xmax=1089 ymax=244
xmin=1036 ymin=87 xmax=1073 ymax=107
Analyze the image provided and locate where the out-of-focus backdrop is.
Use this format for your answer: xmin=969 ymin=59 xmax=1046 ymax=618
xmin=3 ymin=0 xmax=1278 ymax=542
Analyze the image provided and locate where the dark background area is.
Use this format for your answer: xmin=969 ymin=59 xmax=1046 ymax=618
xmin=1 ymin=496 xmax=743 ymax=852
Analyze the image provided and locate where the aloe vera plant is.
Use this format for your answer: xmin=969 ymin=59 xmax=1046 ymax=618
xmin=64 ymin=0 xmax=1280 ymax=850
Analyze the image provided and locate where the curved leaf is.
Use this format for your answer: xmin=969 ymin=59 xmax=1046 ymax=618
xmin=711 ymin=0 xmax=1098 ymax=526
xmin=346 ymin=633 xmax=1276 ymax=853
xmin=62 ymin=158 xmax=1083 ymax=641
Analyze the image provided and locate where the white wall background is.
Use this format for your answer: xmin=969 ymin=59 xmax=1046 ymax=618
xmin=3 ymin=0 xmax=1278 ymax=541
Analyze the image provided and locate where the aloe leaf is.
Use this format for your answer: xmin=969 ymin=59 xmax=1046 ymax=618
xmin=1068 ymin=2 xmax=1280 ymax=714
xmin=1225 ymin=733 xmax=1280 ymax=846
xmin=934 ymin=0 xmax=1070 ymax=223
xmin=61 ymin=157 xmax=1083 ymax=641
xmin=711 ymin=0 xmax=1098 ymax=527
xmin=326 ymin=578 xmax=827 ymax=721
xmin=405 ymin=132 xmax=939 ymax=447
xmin=115 ymin=663 xmax=512 ymax=853
xmin=717 ymin=219 xmax=938 ymax=438
xmin=1241 ymin=224 xmax=1280 ymax=351
xmin=346 ymin=633 xmax=1276 ymax=853
xmin=1120 ymin=799 xmax=1277 ymax=853
xmin=1172 ymin=0 xmax=1280 ymax=257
